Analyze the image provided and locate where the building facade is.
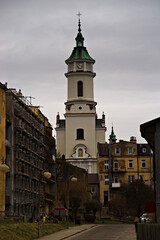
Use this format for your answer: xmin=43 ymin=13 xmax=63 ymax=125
xmin=4 ymin=88 xmax=55 ymax=219
xmin=140 ymin=117 xmax=160 ymax=223
xmin=29 ymin=106 xmax=56 ymax=216
xmin=0 ymin=83 xmax=7 ymax=216
xmin=98 ymin=133 xmax=153 ymax=205
xmin=56 ymin=19 xmax=106 ymax=174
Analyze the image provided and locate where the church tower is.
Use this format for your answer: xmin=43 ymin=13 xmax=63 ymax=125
xmin=56 ymin=18 xmax=106 ymax=173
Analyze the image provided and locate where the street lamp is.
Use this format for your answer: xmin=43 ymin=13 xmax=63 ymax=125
xmin=66 ymin=176 xmax=78 ymax=225
xmin=0 ymin=162 xmax=10 ymax=173
xmin=0 ymin=160 xmax=10 ymax=217
xmin=38 ymin=171 xmax=51 ymax=238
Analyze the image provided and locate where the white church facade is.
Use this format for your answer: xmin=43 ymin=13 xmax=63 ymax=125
xmin=56 ymin=19 xmax=106 ymax=174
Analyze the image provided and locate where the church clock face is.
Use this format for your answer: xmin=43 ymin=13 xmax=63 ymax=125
xmin=77 ymin=62 xmax=83 ymax=69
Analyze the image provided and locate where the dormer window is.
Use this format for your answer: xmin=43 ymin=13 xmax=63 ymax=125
xmin=128 ymin=147 xmax=133 ymax=154
xmin=115 ymin=147 xmax=120 ymax=154
xmin=142 ymin=147 xmax=146 ymax=153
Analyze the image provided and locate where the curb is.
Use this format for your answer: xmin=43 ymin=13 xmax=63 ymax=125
xmin=59 ymin=224 xmax=97 ymax=240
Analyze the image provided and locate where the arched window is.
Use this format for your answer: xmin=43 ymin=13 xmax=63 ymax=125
xmin=78 ymin=148 xmax=83 ymax=157
xmin=77 ymin=129 xmax=84 ymax=139
xmin=78 ymin=81 xmax=83 ymax=97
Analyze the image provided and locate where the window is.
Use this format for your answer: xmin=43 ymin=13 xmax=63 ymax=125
xmin=141 ymin=160 xmax=146 ymax=168
xmin=78 ymin=81 xmax=83 ymax=97
xmin=128 ymin=160 xmax=133 ymax=168
xmin=142 ymin=147 xmax=146 ymax=153
xmin=114 ymin=160 xmax=118 ymax=170
xmin=128 ymin=175 xmax=134 ymax=183
xmin=114 ymin=176 xmax=118 ymax=183
xmin=104 ymin=191 xmax=108 ymax=205
xmin=77 ymin=129 xmax=84 ymax=139
xmin=91 ymin=185 xmax=96 ymax=193
xmin=115 ymin=147 xmax=120 ymax=154
xmin=104 ymin=175 xmax=109 ymax=185
xmin=78 ymin=148 xmax=83 ymax=157
xmin=128 ymin=147 xmax=133 ymax=154
xmin=104 ymin=160 xmax=109 ymax=170
xmin=139 ymin=175 xmax=144 ymax=182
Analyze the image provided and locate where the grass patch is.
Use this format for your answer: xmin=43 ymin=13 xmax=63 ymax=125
xmin=0 ymin=220 xmax=68 ymax=240
xmin=95 ymin=219 xmax=126 ymax=224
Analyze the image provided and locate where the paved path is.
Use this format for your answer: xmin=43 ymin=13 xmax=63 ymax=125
xmin=36 ymin=224 xmax=136 ymax=240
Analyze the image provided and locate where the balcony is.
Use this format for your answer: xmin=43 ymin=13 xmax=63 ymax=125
xmin=112 ymin=183 xmax=120 ymax=188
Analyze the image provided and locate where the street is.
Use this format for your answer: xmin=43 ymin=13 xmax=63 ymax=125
xmin=66 ymin=224 xmax=136 ymax=240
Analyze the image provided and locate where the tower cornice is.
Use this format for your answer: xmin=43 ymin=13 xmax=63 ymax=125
xmin=65 ymin=99 xmax=97 ymax=106
xmin=64 ymin=113 xmax=97 ymax=117
xmin=65 ymin=71 xmax=96 ymax=78
xmin=65 ymin=59 xmax=95 ymax=64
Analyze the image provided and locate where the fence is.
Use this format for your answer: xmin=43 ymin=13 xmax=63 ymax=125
xmin=137 ymin=223 xmax=160 ymax=240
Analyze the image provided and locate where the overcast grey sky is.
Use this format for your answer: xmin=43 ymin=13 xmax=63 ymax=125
xmin=0 ymin=0 xmax=160 ymax=142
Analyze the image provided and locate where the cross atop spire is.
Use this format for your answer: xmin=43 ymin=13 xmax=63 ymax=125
xmin=77 ymin=12 xmax=82 ymax=33
xmin=77 ymin=11 xmax=82 ymax=21
xmin=65 ymin=13 xmax=95 ymax=62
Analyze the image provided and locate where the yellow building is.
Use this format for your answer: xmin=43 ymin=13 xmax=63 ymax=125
xmin=98 ymin=131 xmax=153 ymax=205
xmin=0 ymin=83 xmax=7 ymax=216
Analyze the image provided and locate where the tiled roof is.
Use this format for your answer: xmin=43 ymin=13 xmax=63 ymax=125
xmin=137 ymin=143 xmax=152 ymax=155
xmin=97 ymin=142 xmax=109 ymax=156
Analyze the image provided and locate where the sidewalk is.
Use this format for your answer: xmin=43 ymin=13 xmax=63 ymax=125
xmin=117 ymin=225 xmax=137 ymax=240
xmin=36 ymin=224 xmax=96 ymax=240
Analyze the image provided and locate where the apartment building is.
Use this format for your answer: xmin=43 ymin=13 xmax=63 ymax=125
xmin=4 ymin=88 xmax=55 ymax=220
xmin=98 ymin=135 xmax=153 ymax=205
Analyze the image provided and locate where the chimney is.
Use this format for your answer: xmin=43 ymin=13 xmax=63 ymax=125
xmin=130 ymin=136 xmax=137 ymax=143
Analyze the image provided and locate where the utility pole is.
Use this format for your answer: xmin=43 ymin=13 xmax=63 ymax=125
xmin=108 ymin=141 xmax=112 ymax=201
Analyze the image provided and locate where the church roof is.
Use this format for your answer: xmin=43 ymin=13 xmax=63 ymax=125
xmin=66 ymin=19 xmax=94 ymax=62
xmin=96 ymin=119 xmax=104 ymax=128
xmin=59 ymin=120 xmax=65 ymax=128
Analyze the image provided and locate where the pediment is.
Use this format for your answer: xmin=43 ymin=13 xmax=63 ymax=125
xmin=71 ymin=144 xmax=90 ymax=158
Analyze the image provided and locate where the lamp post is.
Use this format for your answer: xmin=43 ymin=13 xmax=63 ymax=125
xmin=0 ymin=161 xmax=10 ymax=217
xmin=38 ymin=171 xmax=51 ymax=238
xmin=66 ymin=176 xmax=77 ymax=226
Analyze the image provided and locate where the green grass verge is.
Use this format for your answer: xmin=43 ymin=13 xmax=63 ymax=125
xmin=95 ymin=219 xmax=124 ymax=224
xmin=0 ymin=220 xmax=68 ymax=240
